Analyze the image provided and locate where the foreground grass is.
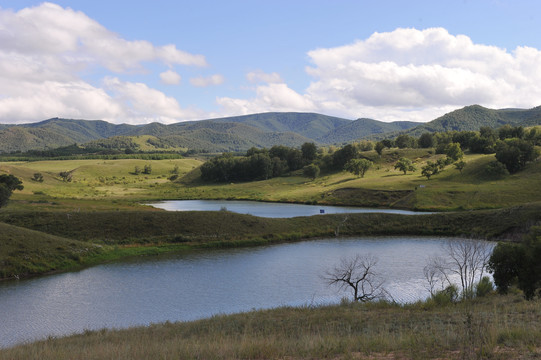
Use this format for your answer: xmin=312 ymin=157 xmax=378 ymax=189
xmin=1 ymin=294 xmax=540 ymax=359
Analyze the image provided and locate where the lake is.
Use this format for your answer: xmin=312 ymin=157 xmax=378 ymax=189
xmin=0 ymin=236 xmax=492 ymax=348
xmin=146 ymin=199 xmax=430 ymax=217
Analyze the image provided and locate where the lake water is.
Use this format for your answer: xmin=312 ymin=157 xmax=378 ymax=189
xmin=0 ymin=236 xmax=492 ymax=348
xmin=146 ymin=199 xmax=429 ymax=217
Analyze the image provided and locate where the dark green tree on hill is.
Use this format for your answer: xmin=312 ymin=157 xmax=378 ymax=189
xmin=0 ymin=174 xmax=24 ymax=208
xmin=303 ymin=163 xmax=320 ymax=180
xmin=495 ymin=139 xmax=538 ymax=174
xmin=344 ymin=158 xmax=372 ymax=178
xmin=444 ymin=142 xmax=463 ymax=162
xmin=394 ymin=157 xmax=416 ymax=175
xmin=332 ymin=144 xmax=358 ymax=169
xmin=301 ymin=142 xmax=318 ymax=163
xmin=489 ymin=226 xmax=541 ymax=299
xmin=418 ymin=133 xmax=435 ymax=148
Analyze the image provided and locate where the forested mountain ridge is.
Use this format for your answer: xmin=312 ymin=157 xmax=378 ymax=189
xmin=1 ymin=106 xmax=541 ymax=153
xmin=403 ymin=105 xmax=541 ymax=136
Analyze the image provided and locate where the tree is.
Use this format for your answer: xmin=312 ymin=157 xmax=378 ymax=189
xmin=32 ymin=173 xmax=44 ymax=182
xmin=424 ymin=239 xmax=492 ymax=300
xmin=421 ymin=161 xmax=439 ymax=180
xmin=332 ymin=144 xmax=358 ymax=169
xmin=344 ymin=158 xmax=372 ymax=178
xmin=271 ymin=157 xmax=288 ymax=177
xmin=487 ymin=242 xmax=524 ymax=294
xmin=418 ymin=132 xmax=435 ymax=148
xmin=495 ymin=138 xmax=538 ymax=174
xmin=59 ymin=171 xmax=73 ymax=182
xmin=394 ymin=157 xmax=416 ymax=175
xmin=302 ymin=163 xmax=320 ymax=180
xmin=454 ymin=160 xmax=466 ymax=173
xmin=485 ymin=160 xmax=509 ymax=178
xmin=326 ymin=254 xmax=387 ymax=302
xmin=488 ymin=226 xmax=541 ymax=299
xmin=0 ymin=174 xmax=24 ymax=208
xmin=444 ymin=142 xmax=464 ymax=162
xmin=375 ymin=141 xmax=385 ymax=155
xmin=301 ymin=142 xmax=318 ymax=163
xmin=143 ymin=164 xmax=152 ymax=174
xmin=394 ymin=134 xmax=416 ymax=149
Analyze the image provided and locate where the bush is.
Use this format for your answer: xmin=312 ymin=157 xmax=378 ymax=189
xmin=302 ymin=164 xmax=320 ymax=180
xmin=475 ymin=276 xmax=494 ymax=297
xmin=431 ymin=284 xmax=459 ymax=305
xmin=485 ymin=161 xmax=509 ymax=178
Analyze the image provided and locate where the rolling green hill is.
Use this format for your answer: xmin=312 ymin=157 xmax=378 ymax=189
xmin=2 ymin=105 xmax=541 ymax=153
xmin=318 ymin=118 xmax=418 ymax=144
xmin=403 ymin=105 xmax=541 ymax=137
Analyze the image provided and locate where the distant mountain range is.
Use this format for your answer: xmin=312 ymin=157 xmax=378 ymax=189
xmin=1 ymin=105 xmax=540 ymax=153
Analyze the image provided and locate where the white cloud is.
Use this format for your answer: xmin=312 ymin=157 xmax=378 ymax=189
xmin=0 ymin=3 xmax=207 ymax=124
xmin=216 ymin=28 xmax=541 ymax=122
xmin=160 ymin=70 xmax=182 ymax=85
xmin=190 ymin=74 xmax=225 ymax=87
xmin=246 ymin=70 xmax=283 ymax=84
xmin=104 ymin=77 xmax=203 ymax=124
xmin=303 ymin=27 xmax=541 ymax=121
xmin=217 ymin=83 xmax=316 ymax=115
xmin=0 ymin=79 xmax=124 ymax=123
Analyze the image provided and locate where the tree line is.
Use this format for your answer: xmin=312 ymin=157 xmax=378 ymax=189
xmin=200 ymin=124 xmax=539 ymax=183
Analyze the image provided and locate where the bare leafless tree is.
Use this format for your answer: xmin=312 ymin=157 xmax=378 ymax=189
xmin=424 ymin=238 xmax=493 ymax=299
xmin=325 ymin=254 xmax=387 ymax=302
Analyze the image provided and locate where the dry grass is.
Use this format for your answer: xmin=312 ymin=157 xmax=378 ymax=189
xmin=1 ymin=294 xmax=540 ymax=359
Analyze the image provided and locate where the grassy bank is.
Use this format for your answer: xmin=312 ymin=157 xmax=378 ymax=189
xmin=2 ymin=202 xmax=541 ymax=279
xmin=1 ymin=294 xmax=540 ymax=359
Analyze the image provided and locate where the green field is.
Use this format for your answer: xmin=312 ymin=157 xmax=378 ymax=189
xmin=2 ymin=149 xmax=541 ymax=211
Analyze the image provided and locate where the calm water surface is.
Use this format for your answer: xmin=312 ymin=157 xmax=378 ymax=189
xmin=0 ymin=236 xmax=491 ymax=348
xmin=146 ymin=199 xmax=429 ymax=217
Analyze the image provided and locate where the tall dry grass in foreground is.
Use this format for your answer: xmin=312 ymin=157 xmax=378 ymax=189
xmin=1 ymin=294 xmax=540 ymax=360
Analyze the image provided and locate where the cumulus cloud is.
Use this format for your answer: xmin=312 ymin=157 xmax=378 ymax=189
xmin=217 ymin=28 xmax=541 ymax=122
xmin=303 ymin=27 xmax=541 ymax=121
xmin=104 ymin=77 xmax=203 ymax=124
xmin=160 ymin=70 xmax=182 ymax=85
xmin=190 ymin=74 xmax=225 ymax=87
xmin=246 ymin=70 xmax=283 ymax=84
xmin=217 ymin=83 xmax=316 ymax=115
xmin=0 ymin=3 xmax=206 ymax=124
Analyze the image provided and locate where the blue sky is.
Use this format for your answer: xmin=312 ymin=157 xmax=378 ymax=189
xmin=1 ymin=1 xmax=540 ymax=124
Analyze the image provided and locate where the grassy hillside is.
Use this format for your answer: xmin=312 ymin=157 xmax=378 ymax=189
xmin=1 ymin=294 xmax=539 ymax=359
xmin=2 ymin=148 xmax=541 ymax=211
xmin=0 ymin=222 xmax=103 ymax=279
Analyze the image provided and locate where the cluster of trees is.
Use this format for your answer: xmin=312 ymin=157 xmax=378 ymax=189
xmin=200 ymin=143 xmax=318 ymax=182
xmin=200 ymin=124 xmax=539 ymax=183
xmin=373 ymin=125 xmax=540 ymax=153
xmin=489 ymin=226 xmax=541 ymax=300
xmin=0 ymin=174 xmax=23 ymax=208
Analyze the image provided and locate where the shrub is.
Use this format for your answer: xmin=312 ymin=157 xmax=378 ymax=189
xmin=475 ymin=276 xmax=494 ymax=298
xmin=485 ymin=161 xmax=509 ymax=178
xmin=431 ymin=284 xmax=459 ymax=305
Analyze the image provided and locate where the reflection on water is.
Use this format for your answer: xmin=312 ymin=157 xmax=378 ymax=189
xmin=146 ymin=199 xmax=431 ymax=217
xmin=0 ymin=237 xmax=492 ymax=348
